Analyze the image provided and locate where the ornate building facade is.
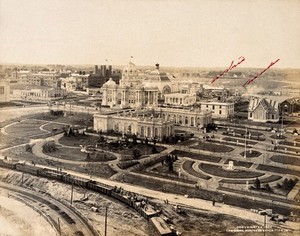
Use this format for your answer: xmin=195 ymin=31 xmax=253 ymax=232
xmin=94 ymin=107 xmax=212 ymax=140
xmin=101 ymin=62 xmax=179 ymax=108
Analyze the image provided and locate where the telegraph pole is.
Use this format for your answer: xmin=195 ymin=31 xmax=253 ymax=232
xmin=58 ymin=217 xmax=61 ymax=235
xmin=70 ymin=183 xmax=74 ymax=205
xmin=104 ymin=206 xmax=108 ymax=236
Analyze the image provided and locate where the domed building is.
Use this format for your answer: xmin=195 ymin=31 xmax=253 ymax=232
xmin=101 ymin=61 xmax=178 ymax=108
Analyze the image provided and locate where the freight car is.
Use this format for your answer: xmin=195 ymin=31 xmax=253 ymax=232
xmin=15 ymin=163 xmax=40 ymax=175
xmin=87 ymin=180 xmax=113 ymax=196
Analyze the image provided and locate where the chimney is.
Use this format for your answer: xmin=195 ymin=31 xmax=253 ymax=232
xmin=155 ymin=63 xmax=159 ymax=70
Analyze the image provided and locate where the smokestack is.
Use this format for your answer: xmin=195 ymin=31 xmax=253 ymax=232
xmin=155 ymin=63 xmax=159 ymax=70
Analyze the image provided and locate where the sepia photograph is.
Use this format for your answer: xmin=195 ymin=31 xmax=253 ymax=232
xmin=0 ymin=0 xmax=300 ymax=235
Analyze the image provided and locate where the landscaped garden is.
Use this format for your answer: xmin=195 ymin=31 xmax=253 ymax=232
xmin=45 ymin=146 xmax=117 ymax=162
xmin=256 ymin=164 xmax=300 ymax=177
xmin=182 ymin=160 xmax=211 ymax=180
xmin=171 ymin=150 xmax=221 ymax=163
xmin=219 ymin=175 xmax=282 ymax=184
xmin=239 ymin=150 xmax=261 ymax=158
xmin=198 ymin=163 xmax=264 ymax=179
xmin=191 ymin=142 xmax=234 ymax=153
xmin=116 ymin=172 xmax=295 ymax=216
xmin=270 ymin=155 xmax=300 ymax=166
xmin=223 ymin=159 xmax=252 ymax=168
xmin=5 ymin=119 xmax=48 ymax=138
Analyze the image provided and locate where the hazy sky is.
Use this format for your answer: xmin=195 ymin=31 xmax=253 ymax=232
xmin=1 ymin=0 xmax=300 ymax=68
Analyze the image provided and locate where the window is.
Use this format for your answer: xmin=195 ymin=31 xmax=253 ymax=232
xmin=249 ymin=113 xmax=252 ymax=117
xmin=0 ymin=86 xmax=4 ymax=94
xmin=212 ymin=105 xmax=215 ymax=110
xmin=219 ymin=110 xmax=222 ymax=114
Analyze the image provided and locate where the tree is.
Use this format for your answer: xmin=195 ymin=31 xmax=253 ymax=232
xmin=254 ymin=178 xmax=260 ymax=189
xmin=133 ymin=148 xmax=141 ymax=159
xmin=265 ymin=183 xmax=272 ymax=192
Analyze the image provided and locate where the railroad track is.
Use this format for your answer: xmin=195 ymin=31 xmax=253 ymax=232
xmin=0 ymin=182 xmax=99 ymax=236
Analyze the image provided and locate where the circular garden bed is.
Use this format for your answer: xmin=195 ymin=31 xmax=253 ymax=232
xmin=240 ymin=150 xmax=261 ymax=158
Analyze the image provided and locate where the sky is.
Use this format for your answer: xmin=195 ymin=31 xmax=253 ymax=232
xmin=0 ymin=0 xmax=300 ymax=68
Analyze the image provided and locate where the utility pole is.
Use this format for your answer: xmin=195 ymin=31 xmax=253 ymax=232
xmin=58 ymin=217 xmax=61 ymax=236
xmin=263 ymin=214 xmax=266 ymax=236
xmin=70 ymin=183 xmax=74 ymax=205
xmin=104 ymin=206 xmax=108 ymax=236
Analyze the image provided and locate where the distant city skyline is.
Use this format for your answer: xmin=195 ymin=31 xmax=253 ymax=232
xmin=1 ymin=0 xmax=300 ymax=68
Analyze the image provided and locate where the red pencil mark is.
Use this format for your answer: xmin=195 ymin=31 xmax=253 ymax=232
xmin=243 ymin=59 xmax=280 ymax=87
xmin=211 ymin=56 xmax=245 ymax=83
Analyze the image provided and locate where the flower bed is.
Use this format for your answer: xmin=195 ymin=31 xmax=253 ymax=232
xmin=219 ymin=175 xmax=282 ymax=184
xmin=171 ymin=150 xmax=221 ymax=163
xmin=240 ymin=150 xmax=261 ymax=158
xmin=117 ymin=160 xmax=139 ymax=169
xmin=223 ymin=159 xmax=252 ymax=168
xmin=270 ymin=155 xmax=300 ymax=166
xmin=47 ymin=147 xmax=117 ymax=162
xmin=191 ymin=142 xmax=234 ymax=153
xmin=199 ymin=163 xmax=264 ymax=179
xmin=182 ymin=160 xmax=211 ymax=180
xmin=257 ymin=164 xmax=300 ymax=177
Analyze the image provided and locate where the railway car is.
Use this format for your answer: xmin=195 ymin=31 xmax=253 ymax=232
xmin=87 ymin=180 xmax=113 ymax=196
xmin=62 ymin=174 xmax=89 ymax=188
xmin=15 ymin=163 xmax=40 ymax=175
xmin=38 ymin=168 xmax=67 ymax=181
xmin=0 ymin=160 xmax=17 ymax=170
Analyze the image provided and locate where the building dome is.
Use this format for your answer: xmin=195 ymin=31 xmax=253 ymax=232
xmin=143 ymin=82 xmax=159 ymax=90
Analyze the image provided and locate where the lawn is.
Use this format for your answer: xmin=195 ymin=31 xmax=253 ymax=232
xmin=223 ymin=159 xmax=253 ymax=168
xmin=270 ymin=155 xmax=300 ymax=166
xmin=135 ymin=164 xmax=197 ymax=185
xmin=5 ymin=120 xmax=48 ymax=138
xmin=59 ymin=134 xmax=100 ymax=147
xmin=171 ymin=150 xmax=221 ymax=163
xmin=182 ymin=160 xmax=211 ymax=180
xmin=198 ymin=163 xmax=264 ymax=179
xmin=279 ymin=141 xmax=300 ymax=147
xmin=59 ymin=135 xmax=166 ymax=156
xmin=41 ymin=122 xmax=68 ymax=133
xmin=222 ymin=137 xmax=258 ymax=145
xmin=239 ymin=150 xmax=262 ymax=158
xmin=257 ymin=164 xmax=300 ymax=177
xmin=219 ymin=175 xmax=282 ymax=184
xmin=191 ymin=142 xmax=234 ymax=153
xmin=46 ymin=147 xmax=117 ymax=162
xmin=2 ymin=148 xmax=117 ymax=178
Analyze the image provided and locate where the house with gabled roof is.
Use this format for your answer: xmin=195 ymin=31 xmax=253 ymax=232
xmin=248 ymin=97 xmax=280 ymax=122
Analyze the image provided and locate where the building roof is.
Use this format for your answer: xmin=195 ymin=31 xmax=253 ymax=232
xmin=103 ymin=78 xmax=117 ymax=87
xmin=248 ymin=97 xmax=279 ymax=113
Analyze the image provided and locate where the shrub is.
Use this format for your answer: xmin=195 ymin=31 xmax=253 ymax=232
xmin=42 ymin=141 xmax=56 ymax=153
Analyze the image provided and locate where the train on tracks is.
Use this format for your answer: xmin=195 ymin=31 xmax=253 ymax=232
xmin=0 ymin=159 xmax=174 ymax=236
